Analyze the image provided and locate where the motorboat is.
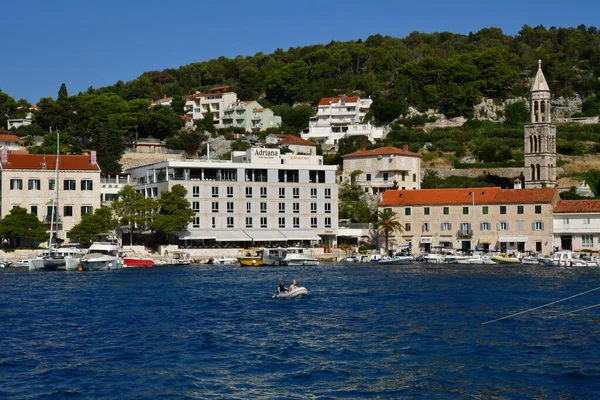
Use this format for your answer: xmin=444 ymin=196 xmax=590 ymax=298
xmin=262 ymin=248 xmax=286 ymax=266
xmin=122 ymin=251 xmax=155 ymax=267
xmin=552 ymin=251 xmax=599 ymax=267
xmin=378 ymin=255 xmax=414 ymax=265
xmin=80 ymin=242 xmax=123 ymax=271
xmin=14 ymin=259 xmax=32 ymax=268
xmin=237 ymin=248 xmax=264 ymax=267
xmin=279 ymin=247 xmax=319 ymax=266
xmin=491 ymin=252 xmax=522 ymax=265
xmin=29 ymin=247 xmax=83 ymax=271
xmin=424 ymin=253 xmax=446 ymax=264
xmin=340 ymin=255 xmax=358 ymax=262
xmin=203 ymin=257 xmax=239 ymax=265
xmin=166 ymin=250 xmax=193 ymax=266
xmin=456 ymin=255 xmax=497 ymax=265
xmin=272 ymin=286 xmax=309 ymax=299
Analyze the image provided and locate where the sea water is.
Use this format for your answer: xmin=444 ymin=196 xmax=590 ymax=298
xmin=1 ymin=263 xmax=599 ymax=399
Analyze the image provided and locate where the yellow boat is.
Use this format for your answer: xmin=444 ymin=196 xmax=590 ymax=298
xmin=237 ymin=248 xmax=264 ymax=267
xmin=491 ymin=252 xmax=522 ymax=264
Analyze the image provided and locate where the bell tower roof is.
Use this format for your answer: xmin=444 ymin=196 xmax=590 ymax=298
xmin=531 ymin=59 xmax=550 ymax=92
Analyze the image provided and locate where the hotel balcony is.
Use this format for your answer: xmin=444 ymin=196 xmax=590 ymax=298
xmin=456 ymin=230 xmax=473 ymax=238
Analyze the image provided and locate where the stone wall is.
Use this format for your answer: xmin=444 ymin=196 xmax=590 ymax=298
xmin=425 ymin=167 xmax=525 ymax=180
xmin=120 ymin=152 xmax=185 ymax=170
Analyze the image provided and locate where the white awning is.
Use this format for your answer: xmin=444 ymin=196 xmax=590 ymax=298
xmin=498 ymin=236 xmax=528 ymax=242
xmin=244 ymin=230 xmax=287 ymax=241
xmin=280 ymin=230 xmax=321 ymax=241
xmin=176 ymin=230 xmax=216 ymax=240
xmin=420 ymin=237 xmax=432 ymax=244
xmin=214 ymin=230 xmax=252 ymax=242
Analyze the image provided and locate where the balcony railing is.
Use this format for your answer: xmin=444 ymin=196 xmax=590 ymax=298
xmin=456 ymin=229 xmax=473 ymax=238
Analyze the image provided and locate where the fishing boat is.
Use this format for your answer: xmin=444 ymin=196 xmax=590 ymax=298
xmin=272 ymin=286 xmax=309 ymax=299
xmin=80 ymin=242 xmax=123 ymax=271
xmin=279 ymin=247 xmax=319 ymax=266
xmin=237 ymin=248 xmax=264 ymax=267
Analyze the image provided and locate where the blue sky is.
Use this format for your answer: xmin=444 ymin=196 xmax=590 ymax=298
xmin=1 ymin=0 xmax=598 ymax=103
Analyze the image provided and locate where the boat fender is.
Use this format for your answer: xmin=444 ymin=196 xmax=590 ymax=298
xmin=78 ymin=267 xmax=83 ymax=271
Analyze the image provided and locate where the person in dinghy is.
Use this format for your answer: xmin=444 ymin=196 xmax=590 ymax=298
xmin=277 ymin=280 xmax=288 ymax=294
xmin=289 ymin=280 xmax=298 ymax=291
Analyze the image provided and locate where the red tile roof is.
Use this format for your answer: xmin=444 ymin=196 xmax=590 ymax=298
xmin=1 ymin=154 xmax=101 ymax=171
xmin=0 ymin=134 xmax=20 ymax=141
xmin=554 ymin=200 xmax=600 ymax=213
xmin=277 ymin=134 xmax=316 ymax=146
xmin=318 ymin=96 xmax=360 ymax=106
xmin=343 ymin=146 xmax=420 ymax=158
xmin=380 ymin=187 xmax=557 ymax=207
xmin=210 ymin=85 xmax=230 ymax=92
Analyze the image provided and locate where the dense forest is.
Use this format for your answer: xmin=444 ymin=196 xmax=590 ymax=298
xmin=1 ymin=24 xmax=600 ymax=174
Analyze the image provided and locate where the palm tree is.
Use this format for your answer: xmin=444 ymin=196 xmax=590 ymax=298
xmin=374 ymin=208 xmax=403 ymax=254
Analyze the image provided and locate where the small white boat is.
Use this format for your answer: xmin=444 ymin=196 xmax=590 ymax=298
xmin=14 ymin=259 xmax=31 ymax=268
xmin=456 ymin=255 xmax=496 ymax=265
xmin=263 ymin=248 xmax=286 ymax=266
xmin=378 ymin=255 xmax=414 ymax=265
xmin=166 ymin=250 xmax=193 ymax=266
xmin=552 ymin=251 xmax=599 ymax=267
xmin=272 ymin=287 xmax=309 ymax=299
xmin=204 ymin=257 xmax=239 ymax=265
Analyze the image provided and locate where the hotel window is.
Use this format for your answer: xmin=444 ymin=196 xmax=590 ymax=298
xmin=325 ymin=203 xmax=331 ymax=214
xmin=245 ymin=187 xmax=252 ymax=198
xmin=227 ymin=217 xmax=234 ymax=228
xmin=310 ymin=188 xmax=317 ymax=198
xmin=279 ymin=203 xmax=285 ymax=213
xmin=311 ymin=217 xmax=318 ymax=228
xmin=30 ymin=205 xmax=38 ymax=216
xmin=227 ymin=186 xmax=233 ymax=198
xmin=293 ymin=188 xmax=300 ymax=198
xmin=424 ymin=207 xmax=430 ymax=215
xmin=81 ymin=179 xmax=93 ymax=191
xmin=441 ymin=222 xmax=452 ymax=231
xmin=260 ymin=187 xmax=267 ymax=198
xmin=246 ymin=202 xmax=252 ymax=213
xmin=212 ymin=202 xmax=219 ymax=213
xmin=498 ymin=221 xmax=509 ymax=231
xmin=517 ymin=221 xmax=524 ymax=230
xmin=582 ymin=234 xmax=593 ymax=247
xmin=245 ymin=217 xmax=253 ymax=228
xmin=325 ymin=217 xmax=332 ymax=228
xmin=192 ymin=201 xmax=200 ymax=212
xmin=405 ymin=207 xmax=411 ymax=216
xmin=193 ymin=216 xmax=200 ymax=228
xmin=46 ymin=205 xmax=57 ymax=223
xmin=210 ymin=186 xmax=218 ymax=198
xmin=260 ymin=217 xmax=268 ymax=228
xmin=63 ymin=205 xmax=73 ymax=217
xmin=227 ymin=202 xmax=234 ymax=213
xmin=192 ymin=186 xmax=200 ymax=197
xmin=517 ymin=205 xmax=524 ymax=214
xmin=401 ymin=172 xmax=406 ymax=181
xmin=324 ymin=188 xmax=331 ymax=199
xmin=480 ymin=222 xmax=491 ymax=231
xmin=366 ymin=174 xmax=371 ymax=181
xmin=413 ymin=173 xmax=416 ymax=182
xmin=152 ymin=187 xmax=158 ymax=197
xmin=533 ymin=221 xmax=544 ymax=231
xmin=500 ymin=206 xmax=506 ymax=214
xmin=279 ymin=188 xmax=285 ymax=198
xmin=383 ymin=173 xmax=389 ymax=181
xmin=482 ymin=206 xmax=488 ymax=215
xmin=293 ymin=203 xmax=300 ymax=213
xmin=28 ymin=179 xmax=41 ymax=190
xmin=583 ymin=217 xmax=591 ymax=225
xmin=10 ymin=179 xmax=23 ymax=190
xmin=64 ymin=179 xmax=76 ymax=190
xmin=405 ymin=223 xmax=411 ymax=232
xmin=48 ymin=178 xmax=55 ymax=190
xmin=260 ymin=202 xmax=267 ymax=213
xmin=278 ymin=217 xmax=285 ymax=228
xmin=311 ymin=203 xmax=317 ymax=213
xmin=443 ymin=207 xmax=449 ymax=215
xmin=293 ymin=217 xmax=300 ymax=228
xmin=535 ymin=205 xmax=542 ymax=214
xmin=422 ymin=222 xmax=430 ymax=232
xmin=463 ymin=207 xmax=469 ymax=215
xmin=211 ymin=217 xmax=216 ymax=228
xmin=563 ymin=218 xmax=569 ymax=225
xmin=81 ymin=206 xmax=93 ymax=216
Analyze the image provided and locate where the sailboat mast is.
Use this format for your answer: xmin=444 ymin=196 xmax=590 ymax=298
xmin=49 ymin=132 xmax=60 ymax=247
xmin=55 ymin=132 xmax=60 ymax=245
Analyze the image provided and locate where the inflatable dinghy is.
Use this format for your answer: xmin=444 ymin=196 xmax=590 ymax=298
xmin=272 ymin=287 xmax=309 ymax=299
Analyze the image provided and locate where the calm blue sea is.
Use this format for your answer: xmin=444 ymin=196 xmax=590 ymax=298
xmin=1 ymin=263 xmax=600 ymax=399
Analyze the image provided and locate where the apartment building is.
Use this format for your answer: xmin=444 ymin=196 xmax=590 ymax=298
xmin=553 ymin=200 xmax=600 ymax=251
xmin=342 ymin=145 xmax=421 ymax=195
xmin=184 ymin=86 xmax=238 ymax=125
xmin=265 ymin=134 xmax=317 ymax=155
xmin=124 ymin=147 xmax=338 ymax=247
xmin=379 ymin=187 xmax=559 ymax=255
xmin=0 ymin=152 xmax=101 ymax=243
xmin=302 ymin=96 xmax=387 ymax=145
xmin=221 ymin=100 xmax=281 ymax=132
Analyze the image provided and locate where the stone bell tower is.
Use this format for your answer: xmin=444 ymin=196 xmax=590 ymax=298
xmin=524 ymin=60 xmax=556 ymax=188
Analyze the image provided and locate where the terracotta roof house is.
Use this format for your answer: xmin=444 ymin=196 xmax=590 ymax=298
xmin=553 ymin=200 xmax=600 ymax=251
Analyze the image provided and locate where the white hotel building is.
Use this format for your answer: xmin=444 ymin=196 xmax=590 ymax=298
xmin=125 ymin=148 xmax=339 ymax=247
xmin=301 ymin=96 xmax=387 ymax=145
